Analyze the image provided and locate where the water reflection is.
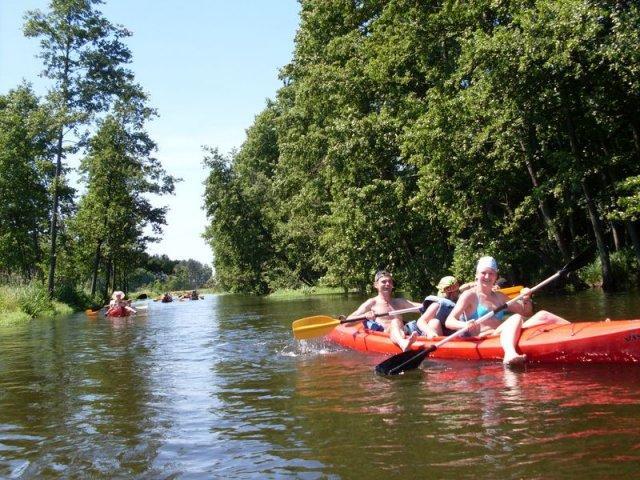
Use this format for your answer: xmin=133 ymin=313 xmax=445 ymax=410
xmin=0 ymin=291 xmax=639 ymax=478
xmin=0 ymin=311 xmax=163 ymax=478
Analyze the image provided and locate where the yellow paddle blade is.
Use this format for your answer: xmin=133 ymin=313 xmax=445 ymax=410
xmin=498 ymin=285 xmax=523 ymax=299
xmin=292 ymin=315 xmax=341 ymax=340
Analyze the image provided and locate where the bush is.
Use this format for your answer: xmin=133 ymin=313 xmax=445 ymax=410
xmin=16 ymin=281 xmax=52 ymax=317
xmin=578 ymin=248 xmax=639 ymax=288
xmin=0 ymin=281 xmax=76 ymax=321
xmin=54 ymin=281 xmax=92 ymax=310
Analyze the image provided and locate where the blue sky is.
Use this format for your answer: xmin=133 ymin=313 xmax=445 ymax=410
xmin=0 ymin=0 xmax=300 ymax=267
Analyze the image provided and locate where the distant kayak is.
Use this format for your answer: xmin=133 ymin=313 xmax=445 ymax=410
xmin=328 ymin=320 xmax=640 ymax=364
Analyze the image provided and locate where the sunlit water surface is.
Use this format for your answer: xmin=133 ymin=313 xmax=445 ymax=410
xmin=1 ymin=291 xmax=639 ymax=479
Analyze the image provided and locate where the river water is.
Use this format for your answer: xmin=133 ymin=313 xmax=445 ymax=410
xmin=1 ymin=291 xmax=639 ymax=479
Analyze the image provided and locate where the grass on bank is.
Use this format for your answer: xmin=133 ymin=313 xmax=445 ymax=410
xmin=268 ymin=286 xmax=350 ymax=299
xmin=0 ymin=282 xmax=73 ymax=324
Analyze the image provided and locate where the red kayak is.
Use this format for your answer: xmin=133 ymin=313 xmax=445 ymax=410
xmin=105 ymin=305 xmax=131 ymax=318
xmin=327 ymin=320 xmax=640 ymax=364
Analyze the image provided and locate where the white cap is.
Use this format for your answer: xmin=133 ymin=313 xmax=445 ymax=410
xmin=477 ymin=256 xmax=498 ymax=272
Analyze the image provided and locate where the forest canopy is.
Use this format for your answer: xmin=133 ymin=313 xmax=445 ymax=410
xmin=203 ymin=0 xmax=640 ymax=295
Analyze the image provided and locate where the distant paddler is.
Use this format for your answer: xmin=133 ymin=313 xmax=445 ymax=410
xmin=160 ymin=292 xmax=173 ymax=303
xmin=106 ymin=290 xmax=137 ymax=317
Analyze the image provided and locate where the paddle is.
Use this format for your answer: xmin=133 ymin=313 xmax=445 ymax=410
xmin=292 ymin=306 xmax=422 ymax=340
xmin=499 ymin=285 xmax=523 ymax=299
xmin=375 ymin=249 xmax=593 ymax=375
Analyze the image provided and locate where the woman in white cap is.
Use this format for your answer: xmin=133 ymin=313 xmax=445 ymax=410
xmin=446 ymin=256 xmax=569 ymax=365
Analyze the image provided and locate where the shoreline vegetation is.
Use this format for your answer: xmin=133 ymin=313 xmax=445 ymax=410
xmin=0 ymin=283 xmax=73 ymax=325
xmin=202 ymin=2 xmax=640 ymax=297
xmin=2 ymin=255 xmax=637 ymax=325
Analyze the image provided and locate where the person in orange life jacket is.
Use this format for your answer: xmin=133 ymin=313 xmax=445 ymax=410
xmin=108 ymin=290 xmax=137 ymax=316
xmin=446 ymin=256 xmax=569 ymax=365
xmin=346 ymin=270 xmax=423 ymax=352
xmin=404 ymin=275 xmax=461 ymax=339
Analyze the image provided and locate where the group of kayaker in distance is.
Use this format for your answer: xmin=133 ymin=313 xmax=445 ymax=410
xmin=156 ymin=290 xmax=203 ymax=303
xmin=346 ymin=256 xmax=570 ymax=366
xmin=103 ymin=289 xmax=204 ymax=317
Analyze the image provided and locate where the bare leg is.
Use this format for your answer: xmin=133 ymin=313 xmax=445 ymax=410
xmin=416 ymin=317 xmax=441 ymax=339
xmin=522 ymin=310 xmax=570 ymax=329
xmin=498 ymin=315 xmax=527 ymax=365
xmin=389 ymin=319 xmax=418 ymax=351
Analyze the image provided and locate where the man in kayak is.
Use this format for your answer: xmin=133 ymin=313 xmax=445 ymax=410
xmin=404 ymin=275 xmax=461 ymax=339
xmin=446 ymin=256 xmax=569 ymax=366
xmin=346 ymin=270 xmax=423 ymax=352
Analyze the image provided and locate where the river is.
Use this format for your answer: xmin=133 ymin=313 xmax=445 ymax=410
xmin=1 ymin=291 xmax=639 ymax=478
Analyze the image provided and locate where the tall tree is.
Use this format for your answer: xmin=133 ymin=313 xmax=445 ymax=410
xmin=0 ymin=85 xmax=55 ymax=279
xmin=72 ymin=100 xmax=177 ymax=297
xmin=24 ymin=0 xmax=138 ymax=295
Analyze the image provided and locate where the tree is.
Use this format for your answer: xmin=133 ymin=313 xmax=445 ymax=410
xmin=24 ymin=0 xmax=139 ymax=295
xmin=0 ymin=84 xmax=55 ymax=280
xmin=72 ymin=101 xmax=177 ymax=297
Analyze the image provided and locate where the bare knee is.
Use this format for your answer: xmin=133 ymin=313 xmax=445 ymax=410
xmin=523 ymin=310 xmax=570 ymax=328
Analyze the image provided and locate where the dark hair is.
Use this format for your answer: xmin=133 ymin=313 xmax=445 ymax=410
xmin=374 ymin=270 xmax=393 ymax=282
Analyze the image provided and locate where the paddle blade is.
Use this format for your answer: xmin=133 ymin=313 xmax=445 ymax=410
xmin=375 ymin=345 xmax=437 ymax=376
xmin=561 ymin=248 xmax=594 ymax=276
xmin=292 ymin=315 xmax=340 ymax=340
xmin=498 ymin=285 xmax=523 ymax=299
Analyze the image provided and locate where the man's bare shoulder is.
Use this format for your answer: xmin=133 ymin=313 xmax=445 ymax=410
xmin=358 ymin=297 xmax=378 ymax=309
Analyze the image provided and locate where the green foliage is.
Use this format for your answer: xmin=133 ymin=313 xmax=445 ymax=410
xmin=579 ymin=248 xmax=640 ymax=288
xmin=0 ymin=282 xmax=52 ymax=319
xmin=53 ymin=281 xmax=91 ymax=310
xmin=24 ymin=0 xmax=146 ymax=294
xmin=70 ymin=110 xmax=177 ymax=296
xmin=610 ymin=176 xmax=640 ymax=222
xmin=203 ymin=0 xmax=640 ymax=294
xmin=0 ymin=85 xmax=54 ymax=279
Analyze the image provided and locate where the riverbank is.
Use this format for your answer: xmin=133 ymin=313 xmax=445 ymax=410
xmin=268 ymin=286 xmax=350 ymax=298
xmin=0 ymin=284 xmax=73 ymax=324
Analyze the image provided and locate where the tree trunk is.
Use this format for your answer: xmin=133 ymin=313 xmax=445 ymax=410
xmin=518 ymin=130 xmax=571 ymax=263
xmin=610 ymin=221 xmax=621 ymax=252
xmin=47 ymin=42 xmax=71 ymax=298
xmin=625 ymin=221 xmax=640 ymax=268
xmin=562 ymin=97 xmax=615 ymax=290
xmin=103 ymin=257 xmax=112 ymax=300
xmin=47 ymin=129 xmax=64 ymax=296
xmin=581 ymin=178 xmax=615 ymax=289
xmin=90 ymin=239 xmax=103 ymax=297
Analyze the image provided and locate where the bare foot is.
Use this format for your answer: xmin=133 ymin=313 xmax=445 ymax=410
xmin=503 ymin=353 xmax=527 ymax=366
xmin=400 ymin=332 xmax=419 ymax=351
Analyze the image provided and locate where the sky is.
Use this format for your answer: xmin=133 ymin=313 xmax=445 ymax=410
xmin=0 ymin=0 xmax=300 ymax=267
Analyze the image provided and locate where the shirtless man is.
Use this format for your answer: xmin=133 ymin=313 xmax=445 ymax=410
xmin=346 ymin=270 xmax=422 ymax=351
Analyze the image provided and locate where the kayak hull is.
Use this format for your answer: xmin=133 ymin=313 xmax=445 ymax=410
xmin=327 ymin=320 xmax=640 ymax=364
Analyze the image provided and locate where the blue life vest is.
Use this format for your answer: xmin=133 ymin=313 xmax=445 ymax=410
xmin=422 ymin=295 xmax=456 ymax=322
